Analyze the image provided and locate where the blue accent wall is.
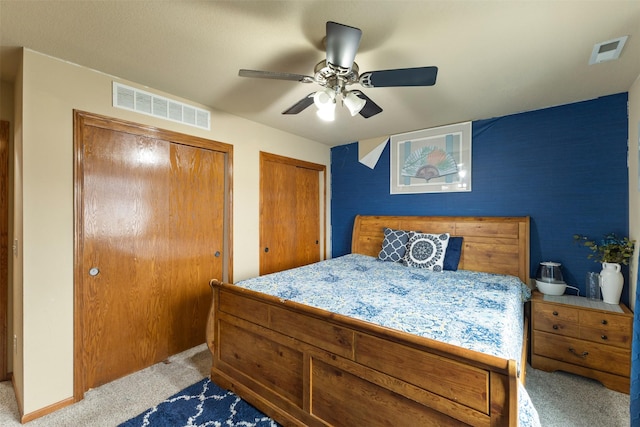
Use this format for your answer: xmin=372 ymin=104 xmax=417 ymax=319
xmin=331 ymin=93 xmax=630 ymax=305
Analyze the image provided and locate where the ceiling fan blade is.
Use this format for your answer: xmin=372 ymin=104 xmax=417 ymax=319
xmin=239 ymin=69 xmax=314 ymax=83
xmin=282 ymin=93 xmax=316 ymax=115
xmin=359 ymin=66 xmax=438 ymax=88
xmin=352 ymin=91 xmax=383 ymax=118
xmin=325 ymin=21 xmax=362 ymax=72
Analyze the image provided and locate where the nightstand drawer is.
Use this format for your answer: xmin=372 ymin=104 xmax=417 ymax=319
xmin=534 ymin=303 xmax=579 ymax=324
xmin=533 ymin=331 xmax=630 ymax=376
xmin=534 ymin=315 xmax=579 ymax=338
xmin=579 ymin=309 xmax=631 ymax=330
xmin=580 ymin=326 xmax=632 ymax=349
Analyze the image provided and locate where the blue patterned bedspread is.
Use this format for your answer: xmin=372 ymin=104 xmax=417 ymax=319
xmin=235 ymin=253 xmax=540 ymax=426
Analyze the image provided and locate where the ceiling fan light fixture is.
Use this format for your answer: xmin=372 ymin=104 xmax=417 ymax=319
xmin=313 ymin=89 xmax=335 ymax=109
xmin=343 ymin=91 xmax=366 ymax=116
xmin=316 ymin=102 xmax=336 ymax=121
xmin=313 ymin=89 xmax=336 ymax=121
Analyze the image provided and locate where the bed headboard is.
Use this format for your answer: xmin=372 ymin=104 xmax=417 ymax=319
xmin=351 ymin=215 xmax=530 ymax=283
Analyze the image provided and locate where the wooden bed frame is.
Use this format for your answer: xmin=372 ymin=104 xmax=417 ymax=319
xmin=207 ymin=215 xmax=531 ymax=426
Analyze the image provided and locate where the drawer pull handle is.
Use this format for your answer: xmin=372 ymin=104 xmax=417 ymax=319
xmin=552 ymin=311 xmax=559 ymax=316
xmin=601 ymin=320 xmax=608 ymax=325
xmin=569 ymin=348 xmax=589 ymax=358
xmin=552 ymin=325 xmax=559 ymax=330
xmin=601 ymin=335 xmax=608 ymax=340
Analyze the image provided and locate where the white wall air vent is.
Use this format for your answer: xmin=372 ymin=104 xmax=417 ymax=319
xmin=112 ymin=82 xmax=210 ymax=130
xmin=589 ymin=36 xmax=628 ymax=65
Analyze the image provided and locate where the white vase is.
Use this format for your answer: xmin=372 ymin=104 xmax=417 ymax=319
xmin=599 ymin=262 xmax=623 ymax=304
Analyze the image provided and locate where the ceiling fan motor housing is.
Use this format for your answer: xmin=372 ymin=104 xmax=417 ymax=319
xmin=314 ymin=60 xmax=359 ymax=88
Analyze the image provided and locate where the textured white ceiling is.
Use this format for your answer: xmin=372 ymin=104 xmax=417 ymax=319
xmin=1 ymin=1 xmax=639 ymax=146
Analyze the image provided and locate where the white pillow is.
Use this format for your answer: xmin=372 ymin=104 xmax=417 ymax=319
xmin=403 ymin=232 xmax=450 ymax=271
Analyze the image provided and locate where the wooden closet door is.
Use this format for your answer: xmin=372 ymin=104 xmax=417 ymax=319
xmin=81 ymin=127 xmax=171 ymax=389
xmin=260 ymin=159 xmax=297 ymax=275
xmin=75 ymin=111 xmax=232 ymax=398
xmin=294 ymin=166 xmax=320 ymax=268
xmin=260 ymin=153 xmax=323 ymax=275
xmin=168 ymin=143 xmax=225 ymax=354
xmin=0 ymin=121 xmax=8 ymax=382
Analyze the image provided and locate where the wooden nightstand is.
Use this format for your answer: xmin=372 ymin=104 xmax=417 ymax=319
xmin=531 ymin=290 xmax=633 ymax=394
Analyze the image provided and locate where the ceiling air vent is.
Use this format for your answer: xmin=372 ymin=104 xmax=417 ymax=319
xmin=113 ymin=82 xmax=210 ymax=130
xmin=589 ymin=36 xmax=628 ymax=65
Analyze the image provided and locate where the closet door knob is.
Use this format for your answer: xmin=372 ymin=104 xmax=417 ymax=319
xmin=89 ymin=267 xmax=100 ymax=277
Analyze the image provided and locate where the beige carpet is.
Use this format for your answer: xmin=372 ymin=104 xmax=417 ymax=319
xmin=0 ymin=345 xmax=630 ymax=426
xmin=0 ymin=344 xmax=210 ymax=426
xmin=525 ymin=366 xmax=630 ymax=427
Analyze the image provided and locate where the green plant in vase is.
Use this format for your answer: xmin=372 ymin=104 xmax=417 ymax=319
xmin=573 ymin=233 xmax=635 ymax=265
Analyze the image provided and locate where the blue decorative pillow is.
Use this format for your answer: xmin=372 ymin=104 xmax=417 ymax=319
xmin=443 ymin=237 xmax=463 ymax=271
xmin=403 ymin=232 xmax=450 ymax=271
xmin=378 ymin=227 xmax=413 ymax=262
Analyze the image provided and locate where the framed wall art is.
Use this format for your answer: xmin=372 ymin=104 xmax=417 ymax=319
xmin=390 ymin=121 xmax=472 ymax=194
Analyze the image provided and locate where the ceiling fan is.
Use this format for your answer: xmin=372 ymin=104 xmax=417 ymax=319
xmin=238 ymin=21 xmax=438 ymax=121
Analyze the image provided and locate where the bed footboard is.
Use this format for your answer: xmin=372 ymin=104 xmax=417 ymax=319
xmin=207 ymin=280 xmax=518 ymax=427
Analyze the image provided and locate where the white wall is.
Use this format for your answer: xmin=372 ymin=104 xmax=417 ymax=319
xmin=629 ymin=73 xmax=640 ymax=311
xmin=18 ymin=49 xmax=331 ymax=416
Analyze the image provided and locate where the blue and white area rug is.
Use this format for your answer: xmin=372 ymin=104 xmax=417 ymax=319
xmin=119 ymin=378 xmax=280 ymax=427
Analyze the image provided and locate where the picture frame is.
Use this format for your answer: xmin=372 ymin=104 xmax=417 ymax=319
xmin=390 ymin=121 xmax=472 ymax=194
